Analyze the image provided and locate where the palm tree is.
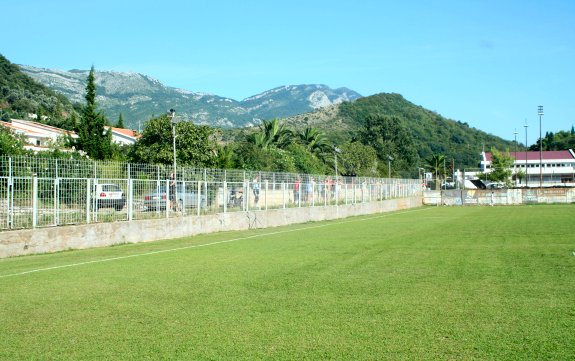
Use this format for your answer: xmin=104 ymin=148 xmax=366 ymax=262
xmin=298 ymin=127 xmax=331 ymax=155
xmin=424 ymin=154 xmax=446 ymax=190
xmin=251 ymin=119 xmax=292 ymax=149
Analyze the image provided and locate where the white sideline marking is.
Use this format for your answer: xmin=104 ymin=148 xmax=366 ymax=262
xmin=0 ymin=207 xmax=431 ymax=279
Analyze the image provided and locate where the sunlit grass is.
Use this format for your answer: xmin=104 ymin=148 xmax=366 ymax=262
xmin=1 ymin=205 xmax=574 ymax=360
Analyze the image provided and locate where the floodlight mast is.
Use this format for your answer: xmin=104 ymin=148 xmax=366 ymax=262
xmin=514 ymin=129 xmax=518 ymax=186
xmin=538 ymin=106 xmax=543 ymax=188
xmin=333 ymin=145 xmax=341 ymax=176
xmin=524 ymin=120 xmax=529 ymax=188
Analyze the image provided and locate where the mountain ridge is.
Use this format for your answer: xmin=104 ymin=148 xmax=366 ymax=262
xmin=19 ymin=65 xmax=362 ymax=130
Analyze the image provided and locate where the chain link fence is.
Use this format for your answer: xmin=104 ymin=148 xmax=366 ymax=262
xmin=0 ymin=156 xmax=421 ymax=231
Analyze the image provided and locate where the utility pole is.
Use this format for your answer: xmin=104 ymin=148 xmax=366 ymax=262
xmin=168 ymin=109 xmax=177 ymax=182
xmin=538 ymin=105 xmax=544 ymax=188
xmin=514 ymin=129 xmax=518 ymax=186
xmin=524 ymin=120 xmax=529 ymax=188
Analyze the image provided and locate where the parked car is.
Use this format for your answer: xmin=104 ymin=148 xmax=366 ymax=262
xmin=485 ymin=182 xmax=505 ymax=189
xmin=94 ymin=183 xmax=125 ymax=211
xmin=144 ymin=183 xmax=207 ymax=211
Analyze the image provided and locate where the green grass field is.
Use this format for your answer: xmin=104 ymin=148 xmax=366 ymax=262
xmin=1 ymin=205 xmax=574 ymax=360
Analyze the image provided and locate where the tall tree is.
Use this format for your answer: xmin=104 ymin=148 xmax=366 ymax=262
xmin=130 ymin=115 xmax=218 ymax=168
xmin=116 ymin=113 xmax=125 ymax=129
xmin=424 ymin=154 xmax=446 ymax=190
xmin=75 ymin=66 xmax=112 ymax=159
xmin=488 ymin=148 xmax=514 ymax=185
xmin=338 ymin=142 xmax=379 ymax=177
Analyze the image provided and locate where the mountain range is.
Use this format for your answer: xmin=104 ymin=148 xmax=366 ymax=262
xmin=19 ymin=65 xmax=362 ymax=130
xmin=1 ymin=55 xmax=520 ymax=170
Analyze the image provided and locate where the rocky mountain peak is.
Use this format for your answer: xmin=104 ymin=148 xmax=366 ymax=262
xmin=20 ymin=65 xmax=362 ymax=130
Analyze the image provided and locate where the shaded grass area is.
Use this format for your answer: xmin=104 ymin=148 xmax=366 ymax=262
xmin=1 ymin=205 xmax=574 ymax=360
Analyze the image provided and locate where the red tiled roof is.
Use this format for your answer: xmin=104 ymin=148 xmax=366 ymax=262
xmin=109 ymin=127 xmax=140 ymax=138
xmin=1 ymin=121 xmax=44 ymax=135
xmin=485 ymin=150 xmax=574 ymax=162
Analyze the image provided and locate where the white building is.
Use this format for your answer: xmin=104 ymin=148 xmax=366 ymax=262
xmin=0 ymin=118 xmax=77 ymax=152
xmin=1 ymin=119 xmax=139 ymax=152
xmin=480 ymin=149 xmax=575 ymax=187
xmin=106 ymin=126 xmax=139 ymax=146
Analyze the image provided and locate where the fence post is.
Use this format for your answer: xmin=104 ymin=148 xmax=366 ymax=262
xmin=165 ymin=179 xmax=170 ymax=219
xmin=265 ymin=180 xmax=268 ymax=210
xmin=86 ymin=178 xmax=91 ymax=224
xmin=197 ymin=181 xmax=202 ymax=217
xmin=311 ymin=181 xmax=315 ymax=207
xmin=8 ymin=157 xmax=13 ymax=229
xmin=298 ymin=181 xmax=301 ymax=207
xmin=244 ymin=179 xmax=248 ymax=212
xmin=223 ymin=181 xmax=227 ymax=214
xmin=53 ymin=178 xmax=59 ymax=226
xmin=282 ymin=182 xmax=286 ymax=209
xmin=203 ymin=178 xmax=208 ymax=214
xmin=324 ymin=182 xmax=327 ymax=206
xmin=128 ymin=178 xmax=133 ymax=221
xmin=32 ymin=174 xmax=38 ymax=228
xmin=335 ymin=178 xmax=339 ymax=207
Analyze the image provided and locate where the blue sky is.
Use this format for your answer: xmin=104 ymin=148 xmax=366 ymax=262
xmin=3 ymin=0 xmax=574 ymax=142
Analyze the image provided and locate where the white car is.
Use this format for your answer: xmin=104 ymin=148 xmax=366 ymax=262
xmin=94 ymin=183 xmax=126 ymax=210
xmin=485 ymin=182 xmax=505 ymax=189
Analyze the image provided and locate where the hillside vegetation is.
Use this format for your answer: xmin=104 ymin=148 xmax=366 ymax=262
xmin=285 ymin=93 xmax=516 ymax=170
xmin=3 ymin=53 xmax=520 ymax=177
xmin=0 ymin=54 xmax=78 ymax=128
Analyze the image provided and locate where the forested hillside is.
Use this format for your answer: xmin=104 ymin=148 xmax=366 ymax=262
xmin=285 ymin=93 xmax=516 ymax=171
xmin=2 ymin=52 xmax=520 ymax=178
xmin=0 ymin=54 xmax=78 ymax=128
xmin=530 ymin=128 xmax=575 ymax=151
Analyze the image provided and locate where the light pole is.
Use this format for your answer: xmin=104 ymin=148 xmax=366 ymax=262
xmin=333 ymin=145 xmax=341 ymax=178
xmin=168 ymin=109 xmax=177 ymax=182
xmin=387 ymin=155 xmax=394 ymax=178
xmin=418 ymin=167 xmax=425 ymax=190
xmin=514 ymin=129 xmax=518 ymax=185
xmin=538 ymin=105 xmax=544 ymax=188
xmin=524 ymin=120 xmax=529 ymax=188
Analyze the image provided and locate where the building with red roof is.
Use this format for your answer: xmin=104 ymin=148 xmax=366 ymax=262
xmin=1 ymin=118 xmax=140 ymax=152
xmin=481 ymin=149 xmax=575 ymax=187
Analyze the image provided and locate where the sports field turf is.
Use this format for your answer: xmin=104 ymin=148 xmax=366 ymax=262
xmin=1 ymin=205 xmax=574 ymax=360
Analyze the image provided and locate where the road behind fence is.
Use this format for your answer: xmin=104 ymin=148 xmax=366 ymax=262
xmin=424 ymin=188 xmax=575 ymax=206
xmin=1 ymin=156 xmax=421 ymax=231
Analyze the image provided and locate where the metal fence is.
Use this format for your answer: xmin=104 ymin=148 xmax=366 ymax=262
xmin=424 ymin=188 xmax=575 ymax=206
xmin=0 ymin=156 xmax=422 ymax=231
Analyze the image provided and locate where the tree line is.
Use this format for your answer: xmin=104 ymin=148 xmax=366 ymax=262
xmin=0 ymin=66 xmax=421 ymax=178
xmin=2 ymin=62 xmax=574 ymax=183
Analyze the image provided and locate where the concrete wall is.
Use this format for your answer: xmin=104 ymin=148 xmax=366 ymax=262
xmin=0 ymin=197 xmax=422 ymax=259
xmin=424 ymin=188 xmax=575 ymax=205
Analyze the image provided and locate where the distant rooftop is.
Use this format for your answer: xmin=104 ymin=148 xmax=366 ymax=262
xmin=484 ymin=150 xmax=575 ymax=162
